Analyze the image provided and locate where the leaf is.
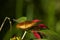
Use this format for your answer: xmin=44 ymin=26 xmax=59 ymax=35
xmin=40 ymin=30 xmax=60 ymax=40
xmin=24 ymin=31 xmax=35 ymax=40
xmin=41 ymin=39 xmax=48 ymax=40
xmin=16 ymin=17 xmax=27 ymax=23
xmin=56 ymin=21 xmax=60 ymax=33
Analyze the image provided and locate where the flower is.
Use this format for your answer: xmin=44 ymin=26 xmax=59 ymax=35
xmin=31 ymin=30 xmax=41 ymax=39
xmin=38 ymin=24 xmax=47 ymax=29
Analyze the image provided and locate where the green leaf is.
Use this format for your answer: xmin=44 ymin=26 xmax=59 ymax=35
xmin=16 ymin=17 xmax=27 ymax=23
xmin=41 ymin=39 xmax=48 ymax=40
xmin=40 ymin=30 xmax=60 ymax=40
xmin=56 ymin=21 xmax=60 ymax=33
xmin=24 ymin=31 xmax=35 ymax=40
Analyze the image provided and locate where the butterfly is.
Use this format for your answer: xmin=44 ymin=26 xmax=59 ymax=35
xmin=16 ymin=19 xmax=41 ymax=29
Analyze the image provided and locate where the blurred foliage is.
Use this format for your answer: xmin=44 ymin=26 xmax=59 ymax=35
xmin=0 ymin=0 xmax=60 ymax=40
xmin=16 ymin=17 xmax=27 ymax=23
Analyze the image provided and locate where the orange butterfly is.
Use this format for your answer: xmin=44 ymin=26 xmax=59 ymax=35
xmin=16 ymin=19 xmax=41 ymax=29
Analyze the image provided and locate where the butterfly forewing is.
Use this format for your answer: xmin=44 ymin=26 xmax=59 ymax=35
xmin=16 ymin=21 xmax=36 ymax=29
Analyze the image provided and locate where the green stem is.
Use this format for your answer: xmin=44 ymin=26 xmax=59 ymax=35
xmin=26 ymin=3 xmax=34 ymax=21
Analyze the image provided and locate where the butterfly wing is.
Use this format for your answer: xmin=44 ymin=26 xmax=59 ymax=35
xmin=16 ymin=21 xmax=36 ymax=29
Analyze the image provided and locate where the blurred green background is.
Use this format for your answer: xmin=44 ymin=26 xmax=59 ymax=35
xmin=0 ymin=0 xmax=60 ymax=40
